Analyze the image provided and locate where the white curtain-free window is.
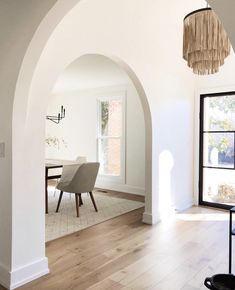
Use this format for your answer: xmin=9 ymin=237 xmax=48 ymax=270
xmin=97 ymin=94 xmax=125 ymax=182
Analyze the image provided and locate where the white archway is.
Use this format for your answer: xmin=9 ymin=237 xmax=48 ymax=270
xmin=10 ymin=1 xmax=156 ymax=288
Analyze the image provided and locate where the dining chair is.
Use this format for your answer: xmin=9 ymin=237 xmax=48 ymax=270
xmin=55 ymin=162 xmax=100 ymax=217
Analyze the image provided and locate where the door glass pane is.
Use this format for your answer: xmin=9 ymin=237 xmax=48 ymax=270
xmin=101 ymin=99 xmax=122 ymax=137
xmin=99 ymin=138 xmax=121 ymax=176
xmin=204 ymin=95 xmax=235 ymax=131
xmin=203 ymin=168 xmax=235 ymax=205
xmin=203 ymin=132 xmax=234 ymax=168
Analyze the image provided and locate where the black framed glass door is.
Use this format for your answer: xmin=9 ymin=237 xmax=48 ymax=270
xmin=199 ymin=92 xmax=235 ymax=209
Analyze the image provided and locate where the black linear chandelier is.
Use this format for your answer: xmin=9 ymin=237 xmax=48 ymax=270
xmin=46 ymin=105 xmax=66 ymax=124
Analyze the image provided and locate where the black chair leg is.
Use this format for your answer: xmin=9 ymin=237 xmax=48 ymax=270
xmin=75 ymin=194 xmax=79 ymax=217
xmin=56 ymin=191 xmax=63 ymax=212
xmin=89 ymin=191 xmax=98 ymax=212
xmin=79 ymin=194 xmax=83 ymax=206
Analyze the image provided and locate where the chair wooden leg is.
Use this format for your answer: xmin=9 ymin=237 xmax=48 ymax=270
xmin=89 ymin=191 xmax=98 ymax=212
xmin=56 ymin=191 xmax=63 ymax=213
xmin=79 ymin=194 xmax=83 ymax=206
xmin=75 ymin=194 xmax=79 ymax=217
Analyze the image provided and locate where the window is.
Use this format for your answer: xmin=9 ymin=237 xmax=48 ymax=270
xmin=199 ymin=92 xmax=235 ymax=209
xmin=97 ymin=95 xmax=125 ymax=181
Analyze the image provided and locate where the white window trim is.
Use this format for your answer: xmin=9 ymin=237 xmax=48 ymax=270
xmin=96 ymin=92 xmax=126 ymax=184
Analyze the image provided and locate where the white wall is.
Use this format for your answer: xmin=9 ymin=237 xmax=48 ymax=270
xmin=46 ymin=82 xmax=145 ymax=195
xmin=52 ymin=53 xmax=131 ymax=92
xmin=196 ymin=52 xmax=235 ymax=89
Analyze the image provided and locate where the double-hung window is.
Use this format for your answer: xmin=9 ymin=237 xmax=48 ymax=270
xmin=97 ymin=94 xmax=125 ymax=182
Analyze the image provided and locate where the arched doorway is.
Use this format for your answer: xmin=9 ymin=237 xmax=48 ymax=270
xmin=44 ymin=53 xmax=150 ymax=240
xmin=13 ymin=52 xmax=153 ymax=288
xmin=11 ymin=3 xmax=155 ymax=286
xmin=10 ymin=0 xmax=160 ymax=288
xmin=13 ymin=52 xmax=153 ymax=224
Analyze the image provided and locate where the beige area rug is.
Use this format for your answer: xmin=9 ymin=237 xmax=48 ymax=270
xmin=46 ymin=187 xmax=144 ymax=242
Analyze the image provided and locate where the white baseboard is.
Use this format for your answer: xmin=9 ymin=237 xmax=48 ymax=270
xmin=0 ymin=257 xmax=49 ymax=290
xmin=193 ymin=195 xmax=199 ymax=206
xmin=96 ymin=182 xmax=145 ymax=196
xmin=175 ymin=199 xmax=194 ymax=212
xmin=142 ymin=211 xmax=161 ymax=225
xmin=0 ymin=262 xmax=10 ymax=289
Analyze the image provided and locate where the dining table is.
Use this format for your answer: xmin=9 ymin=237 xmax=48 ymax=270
xmin=45 ymin=159 xmax=81 ymax=214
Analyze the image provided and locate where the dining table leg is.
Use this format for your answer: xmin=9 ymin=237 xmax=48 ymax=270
xmin=45 ymin=167 xmax=48 ymax=214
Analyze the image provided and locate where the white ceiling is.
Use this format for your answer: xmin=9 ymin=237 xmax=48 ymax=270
xmin=52 ymin=54 xmax=130 ymax=93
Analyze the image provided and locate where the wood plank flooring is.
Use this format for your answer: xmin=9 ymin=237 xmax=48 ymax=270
xmin=94 ymin=188 xmax=145 ymax=203
xmin=0 ymin=206 xmax=232 ymax=290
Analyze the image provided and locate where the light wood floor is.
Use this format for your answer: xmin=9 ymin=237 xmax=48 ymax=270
xmin=95 ymin=188 xmax=145 ymax=202
xmin=0 ymin=206 xmax=232 ymax=290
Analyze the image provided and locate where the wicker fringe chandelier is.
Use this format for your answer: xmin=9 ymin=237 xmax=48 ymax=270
xmin=183 ymin=8 xmax=231 ymax=75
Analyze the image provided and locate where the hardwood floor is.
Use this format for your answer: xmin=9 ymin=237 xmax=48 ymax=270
xmin=95 ymin=188 xmax=145 ymax=202
xmin=0 ymin=206 xmax=232 ymax=290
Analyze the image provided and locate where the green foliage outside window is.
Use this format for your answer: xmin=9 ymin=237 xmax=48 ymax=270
xmin=208 ymin=96 xmax=235 ymax=153
xmin=101 ymin=101 xmax=109 ymax=135
xmin=208 ymin=135 xmax=229 ymax=153
xmin=210 ymin=96 xmax=235 ymax=113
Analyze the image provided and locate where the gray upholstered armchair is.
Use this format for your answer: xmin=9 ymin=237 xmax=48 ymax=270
xmin=55 ymin=162 xmax=100 ymax=217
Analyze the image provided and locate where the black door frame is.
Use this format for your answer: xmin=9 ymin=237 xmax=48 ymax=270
xmin=199 ymin=91 xmax=235 ymax=210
